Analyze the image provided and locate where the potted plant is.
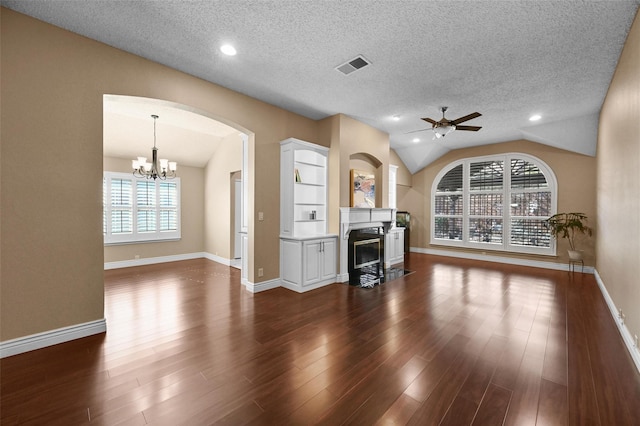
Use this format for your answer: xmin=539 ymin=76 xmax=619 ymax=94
xmin=545 ymin=212 xmax=593 ymax=260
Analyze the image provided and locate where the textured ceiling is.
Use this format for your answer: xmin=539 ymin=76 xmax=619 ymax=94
xmin=3 ymin=0 xmax=639 ymax=173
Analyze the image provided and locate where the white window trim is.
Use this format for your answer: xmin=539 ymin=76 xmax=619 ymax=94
xmin=430 ymin=153 xmax=557 ymax=256
xmin=104 ymin=171 xmax=181 ymax=245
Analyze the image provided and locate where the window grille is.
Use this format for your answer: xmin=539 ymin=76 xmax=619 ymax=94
xmin=431 ymin=154 xmax=557 ymax=255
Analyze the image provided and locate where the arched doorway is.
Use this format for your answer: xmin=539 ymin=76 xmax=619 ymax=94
xmin=102 ymin=94 xmax=251 ymax=281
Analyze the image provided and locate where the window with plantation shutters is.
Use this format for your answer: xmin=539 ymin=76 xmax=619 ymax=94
xmin=434 ymin=164 xmax=464 ymax=241
xmin=159 ymin=182 xmax=178 ymax=232
xmin=103 ymin=172 xmax=180 ymax=244
xmin=431 ymin=154 xmax=557 ymax=255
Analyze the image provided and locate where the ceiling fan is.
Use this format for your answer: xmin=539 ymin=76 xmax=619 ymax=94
xmin=414 ymin=107 xmax=482 ymax=139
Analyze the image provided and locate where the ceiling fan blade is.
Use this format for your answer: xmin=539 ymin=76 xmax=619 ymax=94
xmin=421 ymin=117 xmax=437 ymax=125
xmin=405 ymin=128 xmax=431 ymax=134
xmin=451 ymin=112 xmax=481 ymax=125
xmin=455 ymin=125 xmax=482 ymax=131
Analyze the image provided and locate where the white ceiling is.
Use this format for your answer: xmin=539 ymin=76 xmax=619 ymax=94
xmin=4 ymin=0 xmax=639 ymax=173
xmin=103 ymin=95 xmax=239 ymax=167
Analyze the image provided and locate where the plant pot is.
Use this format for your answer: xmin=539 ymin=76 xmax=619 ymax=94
xmin=568 ymin=250 xmax=583 ymax=261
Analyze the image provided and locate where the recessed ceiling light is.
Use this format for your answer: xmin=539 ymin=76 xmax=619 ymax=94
xmin=392 ymin=115 xmax=400 ymax=121
xmin=220 ymin=44 xmax=237 ymax=56
xmin=412 ymin=138 xmax=420 ymax=143
xmin=529 ymin=114 xmax=542 ymax=121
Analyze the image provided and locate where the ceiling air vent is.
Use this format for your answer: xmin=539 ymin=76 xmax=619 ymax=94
xmin=335 ymin=55 xmax=371 ymax=75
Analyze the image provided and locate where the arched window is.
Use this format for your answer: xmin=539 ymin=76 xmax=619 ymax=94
xmin=431 ymin=153 xmax=557 ymax=255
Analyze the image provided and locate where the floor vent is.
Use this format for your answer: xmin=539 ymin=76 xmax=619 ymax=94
xmin=336 ymin=55 xmax=371 ymax=75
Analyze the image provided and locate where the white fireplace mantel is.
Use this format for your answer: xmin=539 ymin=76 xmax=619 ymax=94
xmin=338 ymin=207 xmax=396 ymax=282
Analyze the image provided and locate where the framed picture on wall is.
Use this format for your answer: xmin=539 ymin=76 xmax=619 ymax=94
xmin=350 ymin=169 xmax=375 ymax=208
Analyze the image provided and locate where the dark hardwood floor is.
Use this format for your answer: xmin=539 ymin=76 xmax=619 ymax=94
xmin=2 ymin=253 xmax=639 ymax=425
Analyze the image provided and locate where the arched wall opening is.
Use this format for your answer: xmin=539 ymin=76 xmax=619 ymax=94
xmin=102 ymin=95 xmax=251 ymax=278
xmin=348 ymin=152 xmax=383 ymax=207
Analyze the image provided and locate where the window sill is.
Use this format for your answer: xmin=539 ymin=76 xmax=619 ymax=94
xmin=104 ymin=238 xmax=181 ymax=246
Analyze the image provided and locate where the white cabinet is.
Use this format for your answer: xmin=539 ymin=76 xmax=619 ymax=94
xmin=385 ymin=228 xmax=405 ymax=267
xmin=280 ymin=138 xmax=336 ymax=292
xmin=281 ymin=236 xmax=337 ymax=292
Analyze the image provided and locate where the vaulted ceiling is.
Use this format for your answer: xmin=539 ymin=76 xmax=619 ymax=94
xmin=4 ymin=0 xmax=639 ymax=173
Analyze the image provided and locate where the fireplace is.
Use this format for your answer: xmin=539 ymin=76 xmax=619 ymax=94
xmin=339 ymin=208 xmax=395 ymax=283
xmin=349 ymin=227 xmax=384 ymax=285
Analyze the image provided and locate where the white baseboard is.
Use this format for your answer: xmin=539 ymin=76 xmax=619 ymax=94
xmin=280 ymin=277 xmax=336 ymax=293
xmin=245 ymin=278 xmax=281 ymax=293
xmin=411 ymin=247 xmax=594 ymax=274
xmin=202 ymin=252 xmax=232 ymax=266
xmin=0 ymin=319 xmax=107 ymax=359
xmin=593 ymin=269 xmax=640 ymax=374
xmin=105 ymin=252 xmax=207 ymax=270
xmin=105 ymin=252 xmax=237 ymax=270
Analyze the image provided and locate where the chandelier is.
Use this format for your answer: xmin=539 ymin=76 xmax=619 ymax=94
xmin=132 ymin=114 xmax=177 ymax=180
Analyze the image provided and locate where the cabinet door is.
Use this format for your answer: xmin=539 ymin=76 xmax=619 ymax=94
xmin=386 ymin=230 xmax=404 ymax=265
xmin=395 ymin=231 xmax=405 ymax=259
xmin=303 ymin=240 xmax=322 ymax=285
xmin=320 ymin=238 xmax=337 ymax=280
xmin=385 ymin=232 xmax=397 ymax=263
xmin=281 ymin=239 xmax=302 ymax=285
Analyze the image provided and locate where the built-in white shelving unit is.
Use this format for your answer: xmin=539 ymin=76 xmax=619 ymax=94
xmin=280 ymin=138 xmax=337 ymax=292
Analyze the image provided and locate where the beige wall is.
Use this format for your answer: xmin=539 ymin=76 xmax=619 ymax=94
xmin=1 ymin=9 xmax=318 ymax=341
xmin=204 ymin=134 xmax=243 ymax=259
xmin=338 ymin=115 xmax=391 ymax=208
xmin=410 ymin=140 xmax=597 ymax=265
xmin=318 ymin=114 xmax=392 ymax=212
xmin=390 ymin=149 xmax=412 ymax=187
xmin=597 ymin=10 xmax=640 ymax=345
xmin=103 ymin=157 xmax=205 ymax=263
xmin=318 ymin=115 xmax=341 ymax=234
xmin=319 ymin=114 xmax=394 ymax=232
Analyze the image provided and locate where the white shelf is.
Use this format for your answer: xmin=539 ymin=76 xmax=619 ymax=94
xmin=281 ymin=138 xmax=329 ymax=238
xmin=295 ymin=160 xmax=323 ymax=167
xmin=295 ymin=182 xmax=324 ymax=187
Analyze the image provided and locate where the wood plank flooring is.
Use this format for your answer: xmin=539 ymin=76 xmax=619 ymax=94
xmin=2 ymin=253 xmax=640 ymax=425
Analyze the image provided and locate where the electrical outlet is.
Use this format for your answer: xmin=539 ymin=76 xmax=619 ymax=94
xmin=134 ymin=254 xmax=140 ymax=260
xmin=258 ymin=268 xmax=264 ymax=277
xmin=618 ymin=308 xmax=623 ymax=318
xmin=621 ymin=313 xmax=625 ymax=325
xmin=258 ymin=212 xmax=264 ymax=221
